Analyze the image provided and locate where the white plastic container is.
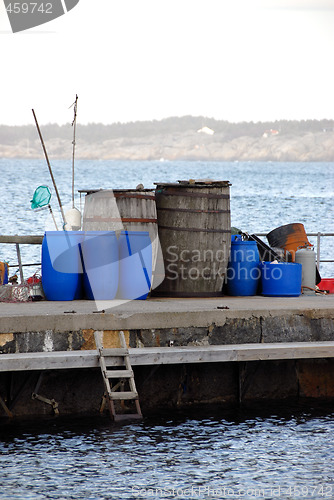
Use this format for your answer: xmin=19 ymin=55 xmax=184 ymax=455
xmin=295 ymin=246 xmax=316 ymax=295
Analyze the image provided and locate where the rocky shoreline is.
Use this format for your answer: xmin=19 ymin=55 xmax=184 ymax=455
xmin=1 ymin=119 xmax=333 ymax=162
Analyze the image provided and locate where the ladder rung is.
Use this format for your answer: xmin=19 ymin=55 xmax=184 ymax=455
xmin=108 ymin=391 xmax=138 ymax=400
xmin=106 ymin=369 xmax=133 ymax=378
xmin=102 ymin=348 xmax=129 ymax=357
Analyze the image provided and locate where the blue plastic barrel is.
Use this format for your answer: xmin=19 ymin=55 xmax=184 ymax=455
xmin=226 ymin=240 xmax=260 ymax=296
xmin=3 ymin=265 xmax=8 ymax=285
xmin=118 ymin=231 xmax=152 ymax=300
xmin=260 ymin=262 xmax=302 ymax=297
xmin=41 ymin=231 xmax=84 ymax=301
xmin=81 ymin=231 xmax=119 ymax=300
xmin=0 ymin=263 xmax=8 ymax=285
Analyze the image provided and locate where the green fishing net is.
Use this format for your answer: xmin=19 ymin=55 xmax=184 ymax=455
xmin=31 ymin=186 xmax=51 ymax=209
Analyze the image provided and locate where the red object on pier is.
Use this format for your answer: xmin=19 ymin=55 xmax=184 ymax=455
xmin=318 ymin=279 xmax=334 ymax=294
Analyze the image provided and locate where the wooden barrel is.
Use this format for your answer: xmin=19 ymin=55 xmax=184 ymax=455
xmin=81 ymin=189 xmax=160 ymax=290
xmin=82 ymin=189 xmax=157 ymax=232
xmin=153 ymin=180 xmax=231 ymax=297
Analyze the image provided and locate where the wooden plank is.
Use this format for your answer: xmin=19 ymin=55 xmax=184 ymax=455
xmin=0 ymin=350 xmax=101 ymax=372
xmin=0 ymin=235 xmax=43 ymax=245
xmin=0 ymin=341 xmax=334 ymax=372
xmin=109 ymin=391 xmax=138 ymax=400
xmin=128 ymin=342 xmax=334 ymax=365
xmin=102 ymin=348 xmax=129 ymax=357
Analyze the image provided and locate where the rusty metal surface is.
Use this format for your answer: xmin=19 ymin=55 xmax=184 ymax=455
xmin=297 ymin=359 xmax=334 ymax=398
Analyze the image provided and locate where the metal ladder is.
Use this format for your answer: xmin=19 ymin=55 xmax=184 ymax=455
xmin=94 ymin=330 xmax=142 ymax=421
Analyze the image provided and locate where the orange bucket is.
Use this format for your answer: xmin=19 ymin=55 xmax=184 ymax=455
xmin=266 ymin=223 xmax=311 ymax=261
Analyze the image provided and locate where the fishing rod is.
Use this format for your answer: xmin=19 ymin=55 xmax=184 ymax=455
xmin=70 ymin=94 xmax=78 ymax=209
xmin=64 ymin=94 xmax=82 ymax=231
xmin=32 ymin=109 xmax=66 ymax=226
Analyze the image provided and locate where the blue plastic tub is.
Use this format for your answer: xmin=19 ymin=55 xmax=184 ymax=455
xmin=226 ymin=240 xmax=260 ymax=296
xmin=81 ymin=231 xmax=119 ymax=300
xmin=260 ymin=261 xmax=302 ymax=297
xmin=118 ymin=231 xmax=152 ymax=300
xmin=41 ymin=231 xmax=84 ymax=301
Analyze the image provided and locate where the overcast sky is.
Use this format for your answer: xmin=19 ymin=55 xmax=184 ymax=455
xmin=1 ymin=0 xmax=333 ymax=126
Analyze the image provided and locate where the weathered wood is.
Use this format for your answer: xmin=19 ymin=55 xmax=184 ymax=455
xmin=1 ymin=341 xmax=334 ymax=373
xmin=94 ymin=330 xmax=142 ymax=419
xmin=128 ymin=342 xmax=334 ymax=365
xmin=0 ymin=350 xmax=101 ymax=372
xmin=94 ymin=330 xmax=117 ymax=418
xmin=102 ymin=348 xmax=130 ymax=357
xmin=0 ymin=235 xmax=43 ymax=244
xmin=82 ymin=189 xmax=158 ymax=256
xmin=119 ymin=330 xmax=142 ymax=417
xmin=154 ymin=181 xmax=231 ymax=297
xmin=106 ymin=369 xmax=133 ymax=378
xmin=109 ymin=391 xmax=138 ymax=400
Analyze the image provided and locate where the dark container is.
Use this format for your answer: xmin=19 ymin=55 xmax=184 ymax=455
xmin=153 ymin=180 xmax=231 ymax=297
xmin=266 ymin=223 xmax=311 ymax=261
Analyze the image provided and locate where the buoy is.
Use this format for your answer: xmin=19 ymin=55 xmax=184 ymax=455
xmin=64 ymin=207 xmax=81 ymax=231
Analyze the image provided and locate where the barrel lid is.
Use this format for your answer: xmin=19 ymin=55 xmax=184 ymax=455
xmin=78 ymin=188 xmax=154 ymax=194
xmin=154 ymin=179 xmax=231 ymax=188
xmin=78 ymin=189 xmax=102 ymax=195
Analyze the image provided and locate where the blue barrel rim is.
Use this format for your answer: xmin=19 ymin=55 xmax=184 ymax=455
xmin=260 ymin=261 xmax=302 ymax=268
xmin=231 ymin=240 xmax=259 ymax=245
xmin=83 ymin=230 xmax=117 ymax=235
xmin=120 ymin=230 xmax=150 ymax=236
xmin=44 ymin=230 xmax=84 ymax=236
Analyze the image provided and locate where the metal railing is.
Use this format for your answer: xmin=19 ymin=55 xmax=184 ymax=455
xmin=0 ymin=232 xmax=333 ymax=284
xmin=255 ymin=232 xmax=334 ymax=269
xmin=0 ymin=235 xmax=43 ymax=283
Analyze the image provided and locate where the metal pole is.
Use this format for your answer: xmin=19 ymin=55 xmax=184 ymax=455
xmin=317 ymin=232 xmax=321 ymax=269
xmin=32 ymin=109 xmax=66 ymax=226
xmin=71 ymin=94 xmax=78 ymax=209
xmin=48 ymin=204 xmax=59 ymax=230
xmin=15 ymin=243 xmax=24 ymax=283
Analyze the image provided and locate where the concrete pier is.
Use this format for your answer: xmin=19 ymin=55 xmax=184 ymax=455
xmin=0 ymin=295 xmax=333 ymax=419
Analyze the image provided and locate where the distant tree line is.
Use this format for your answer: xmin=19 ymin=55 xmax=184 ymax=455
xmin=0 ymin=116 xmax=333 ymax=145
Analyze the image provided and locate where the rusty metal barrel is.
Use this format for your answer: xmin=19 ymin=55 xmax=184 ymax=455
xmin=266 ymin=223 xmax=311 ymax=261
xmin=153 ymin=180 xmax=231 ymax=297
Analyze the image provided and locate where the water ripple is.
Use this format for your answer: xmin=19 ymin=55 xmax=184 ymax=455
xmin=2 ymin=405 xmax=334 ymax=500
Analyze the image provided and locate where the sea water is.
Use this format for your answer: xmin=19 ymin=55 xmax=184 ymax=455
xmin=0 ymin=405 xmax=333 ymax=500
xmin=0 ymin=159 xmax=334 ymax=499
xmin=0 ymin=159 xmax=333 ymax=279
